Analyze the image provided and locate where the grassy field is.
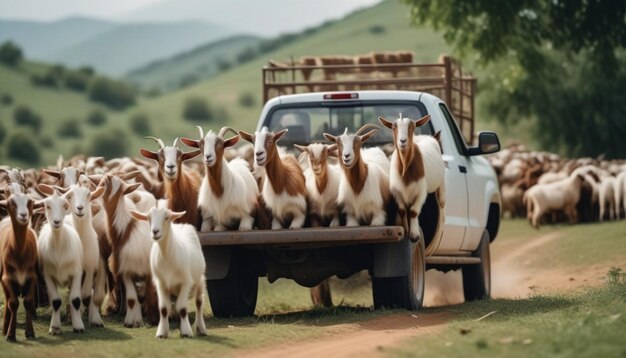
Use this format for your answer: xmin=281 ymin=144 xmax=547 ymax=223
xmin=0 ymin=218 xmax=624 ymax=356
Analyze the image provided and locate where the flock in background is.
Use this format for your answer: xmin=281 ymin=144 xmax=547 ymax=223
xmin=0 ymin=114 xmax=446 ymax=341
xmin=491 ymin=143 xmax=626 ymax=228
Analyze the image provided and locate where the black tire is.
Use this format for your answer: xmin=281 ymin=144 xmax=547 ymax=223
xmin=462 ymin=230 xmax=491 ymax=301
xmin=206 ymin=251 xmax=258 ymax=318
xmin=372 ymin=236 xmax=426 ymax=310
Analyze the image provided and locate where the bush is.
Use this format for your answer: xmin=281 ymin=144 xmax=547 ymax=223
xmin=86 ymin=109 xmax=107 ymax=126
xmin=40 ymin=135 xmax=54 ymax=148
xmin=31 ymin=72 xmax=59 ymax=88
xmin=88 ymin=76 xmax=136 ymax=109
xmin=0 ymin=41 xmax=23 ymax=66
xmin=129 ymin=112 xmax=151 ymax=135
xmin=238 ymin=91 xmax=256 ymax=108
xmin=78 ymin=66 xmax=95 ymax=77
xmin=0 ymin=93 xmax=12 ymax=105
xmin=183 ymin=97 xmax=212 ymax=121
xmin=13 ymin=105 xmax=42 ymax=133
xmin=7 ymin=131 xmax=40 ymax=164
xmin=0 ymin=121 xmax=6 ymax=144
xmin=369 ymin=25 xmax=386 ymax=34
xmin=236 ymin=47 xmax=257 ymax=64
xmin=64 ymin=70 xmax=89 ymax=92
xmin=87 ymin=128 xmax=130 ymax=159
xmin=178 ymin=74 xmax=199 ymax=89
xmin=57 ymin=118 xmax=82 ymax=138
xmin=216 ymin=59 xmax=232 ymax=72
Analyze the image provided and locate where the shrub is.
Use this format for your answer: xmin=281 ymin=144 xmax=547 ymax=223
xmin=40 ymin=135 xmax=54 ymax=148
xmin=13 ymin=105 xmax=42 ymax=133
xmin=57 ymin=118 xmax=82 ymax=138
xmin=64 ymin=70 xmax=89 ymax=92
xmin=183 ymin=97 xmax=212 ymax=121
xmin=236 ymin=47 xmax=257 ymax=64
xmin=129 ymin=112 xmax=151 ymax=135
xmin=369 ymin=25 xmax=386 ymax=34
xmin=238 ymin=91 xmax=256 ymax=108
xmin=30 ymin=72 xmax=59 ymax=88
xmin=0 ymin=93 xmax=12 ymax=105
xmin=178 ymin=74 xmax=199 ymax=89
xmin=0 ymin=41 xmax=23 ymax=66
xmin=216 ymin=59 xmax=232 ymax=72
xmin=88 ymin=76 xmax=136 ymax=109
xmin=86 ymin=109 xmax=107 ymax=126
xmin=7 ymin=130 xmax=40 ymax=164
xmin=0 ymin=121 xmax=6 ymax=144
xmin=87 ymin=128 xmax=130 ymax=159
xmin=78 ymin=66 xmax=95 ymax=77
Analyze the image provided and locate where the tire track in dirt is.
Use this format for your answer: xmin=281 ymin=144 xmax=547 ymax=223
xmin=241 ymin=312 xmax=450 ymax=358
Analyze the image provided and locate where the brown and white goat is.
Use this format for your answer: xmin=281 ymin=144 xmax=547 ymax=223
xmin=181 ymin=126 xmax=259 ymax=231
xmin=323 ymin=124 xmax=391 ymax=226
xmin=97 ymin=173 xmax=159 ymax=327
xmin=379 ymin=114 xmax=446 ymax=240
xmin=140 ymin=137 xmax=201 ymax=226
xmin=239 ymin=127 xmax=307 ymax=229
xmin=0 ymin=188 xmax=39 ymax=341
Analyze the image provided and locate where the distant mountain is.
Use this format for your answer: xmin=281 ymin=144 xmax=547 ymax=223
xmin=0 ymin=17 xmax=115 ymax=58
xmin=49 ymin=20 xmax=236 ymax=76
xmin=124 ymin=0 xmax=381 ymax=36
xmin=127 ymin=34 xmax=262 ymax=91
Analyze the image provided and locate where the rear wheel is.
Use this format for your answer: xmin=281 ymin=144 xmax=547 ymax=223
xmin=206 ymin=251 xmax=258 ymax=318
xmin=462 ymin=230 xmax=491 ymax=301
xmin=372 ymin=236 xmax=425 ymax=310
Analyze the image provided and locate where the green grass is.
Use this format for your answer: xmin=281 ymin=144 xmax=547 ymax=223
xmin=391 ymin=271 xmax=626 ymax=358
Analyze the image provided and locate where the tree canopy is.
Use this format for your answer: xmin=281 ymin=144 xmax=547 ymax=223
xmin=404 ymin=0 xmax=626 ymax=158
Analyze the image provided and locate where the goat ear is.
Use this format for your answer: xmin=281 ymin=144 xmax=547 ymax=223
xmin=180 ymin=137 xmax=200 ymax=148
xmin=54 ymin=186 xmax=69 ymax=194
xmin=169 ymin=210 xmax=186 ymax=221
xmin=181 ymin=150 xmax=201 ymax=161
xmin=140 ymin=148 xmax=159 ymax=161
xmin=123 ymin=182 xmax=141 ymax=195
xmin=238 ymin=131 xmax=255 ymax=144
xmin=88 ymin=174 xmax=103 ymax=186
xmin=0 ymin=200 xmax=6 ymax=208
xmin=119 ymin=171 xmax=140 ymax=181
xmin=33 ymin=207 xmax=45 ymax=215
xmin=327 ymin=144 xmax=338 ymax=157
xmin=378 ymin=116 xmax=394 ymax=129
xmin=224 ymin=135 xmax=240 ymax=148
xmin=293 ymin=144 xmax=307 ymax=153
xmin=360 ymin=129 xmax=379 ymax=143
xmin=90 ymin=203 xmax=101 ymax=216
xmin=413 ymin=114 xmax=431 ymax=127
xmin=37 ymin=184 xmax=55 ymax=197
xmin=274 ymin=129 xmax=288 ymax=142
xmin=323 ymin=133 xmax=337 ymax=143
xmin=130 ymin=210 xmax=148 ymax=221
xmin=90 ymin=186 xmax=105 ymax=201
xmin=43 ymin=169 xmax=62 ymax=180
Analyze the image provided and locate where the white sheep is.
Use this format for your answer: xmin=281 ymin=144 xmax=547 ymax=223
xmin=323 ymin=124 xmax=391 ymax=227
xmin=131 ymin=201 xmax=207 ymax=338
xmin=379 ymin=114 xmax=446 ymax=240
xmin=35 ymin=187 xmax=85 ymax=334
xmin=181 ymin=126 xmax=259 ymax=231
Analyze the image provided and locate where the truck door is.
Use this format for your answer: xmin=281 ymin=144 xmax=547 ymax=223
xmin=437 ymin=103 xmax=470 ymax=253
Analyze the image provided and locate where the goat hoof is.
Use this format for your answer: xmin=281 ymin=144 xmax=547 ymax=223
xmin=181 ymin=334 xmax=191 ymax=339
xmin=124 ymin=323 xmax=134 ymax=328
xmin=91 ymin=323 xmax=104 ymax=328
xmin=6 ymin=335 xmax=16 ymax=342
xmin=197 ymin=331 xmax=207 ymax=337
xmin=73 ymin=328 xmax=85 ymax=334
xmin=25 ymin=332 xmax=36 ymax=339
xmin=49 ymin=327 xmax=61 ymax=335
xmin=156 ymin=334 xmax=168 ymax=339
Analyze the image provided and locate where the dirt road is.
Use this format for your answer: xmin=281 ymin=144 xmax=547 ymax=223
xmin=240 ymin=230 xmax=609 ymax=358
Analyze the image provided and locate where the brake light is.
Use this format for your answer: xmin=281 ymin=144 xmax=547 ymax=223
xmin=323 ymin=93 xmax=359 ymax=100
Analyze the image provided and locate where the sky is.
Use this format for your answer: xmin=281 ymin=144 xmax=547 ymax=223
xmin=0 ymin=0 xmax=382 ymax=23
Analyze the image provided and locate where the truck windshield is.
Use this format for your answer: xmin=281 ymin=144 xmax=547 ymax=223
xmin=265 ymin=103 xmax=431 ymax=145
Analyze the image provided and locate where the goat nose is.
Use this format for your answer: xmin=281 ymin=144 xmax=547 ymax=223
xmin=77 ymin=205 xmax=84 ymax=211
xmin=20 ymin=213 xmax=27 ymax=219
xmin=344 ymin=153 xmax=350 ymax=158
xmin=256 ymin=151 xmax=264 ymax=156
xmin=167 ymin=164 xmax=175 ymax=169
xmin=53 ymin=220 xmax=60 ymax=225
xmin=152 ymin=229 xmax=159 ymax=235
xmin=400 ymin=138 xmax=407 ymax=144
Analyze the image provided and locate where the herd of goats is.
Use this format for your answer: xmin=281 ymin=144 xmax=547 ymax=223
xmin=0 ymin=114 xmax=446 ymax=341
xmin=490 ymin=143 xmax=626 ymax=228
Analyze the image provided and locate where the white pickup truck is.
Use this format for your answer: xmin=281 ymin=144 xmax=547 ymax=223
xmin=199 ymin=89 xmax=502 ymax=318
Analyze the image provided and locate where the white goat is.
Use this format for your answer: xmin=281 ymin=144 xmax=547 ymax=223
xmin=323 ymin=124 xmax=391 ymax=227
xmin=131 ymin=202 xmax=207 ymax=338
xmin=523 ymin=172 xmax=585 ymax=228
xmin=599 ymin=175 xmax=617 ymax=221
xmin=35 ymin=188 xmax=85 ymax=334
xmin=379 ymin=114 xmax=445 ymax=240
xmin=181 ymin=126 xmax=259 ymax=231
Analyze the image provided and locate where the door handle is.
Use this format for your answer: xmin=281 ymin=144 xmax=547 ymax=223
xmin=459 ymin=165 xmax=467 ymax=173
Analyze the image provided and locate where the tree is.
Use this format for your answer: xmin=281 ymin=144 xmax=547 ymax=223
xmin=404 ymin=0 xmax=626 ymax=158
xmin=183 ymin=97 xmax=212 ymax=121
xmin=88 ymin=77 xmax=136 ymax=109
xmin=13 ymin=105 xmax=43 ymax=133
xmin=0 ymin=41 xmax=23 ymax=66
xmin=129 ymin=112 xmax=151 ymax=135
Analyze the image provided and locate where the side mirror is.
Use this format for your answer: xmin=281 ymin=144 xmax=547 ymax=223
xmin=467 ymin=132 xmax=500 ymax=156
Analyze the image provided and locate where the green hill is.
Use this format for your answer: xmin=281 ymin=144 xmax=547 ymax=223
xmin=127 ymin=35 xmax=262 ymax=92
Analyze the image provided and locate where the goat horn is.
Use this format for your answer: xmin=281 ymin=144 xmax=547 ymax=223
xmin=196 ymin=126 xmax=205 ymax=139
xmin=173 ymin=137 xmax=180 ymax=148
xmin=144 ymin=136 xmax=165 ymax=149
xmin=218 ymin=126 xmax=238 ymax=139
xmin=355 ymin=123 xmax=380 ymax=136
